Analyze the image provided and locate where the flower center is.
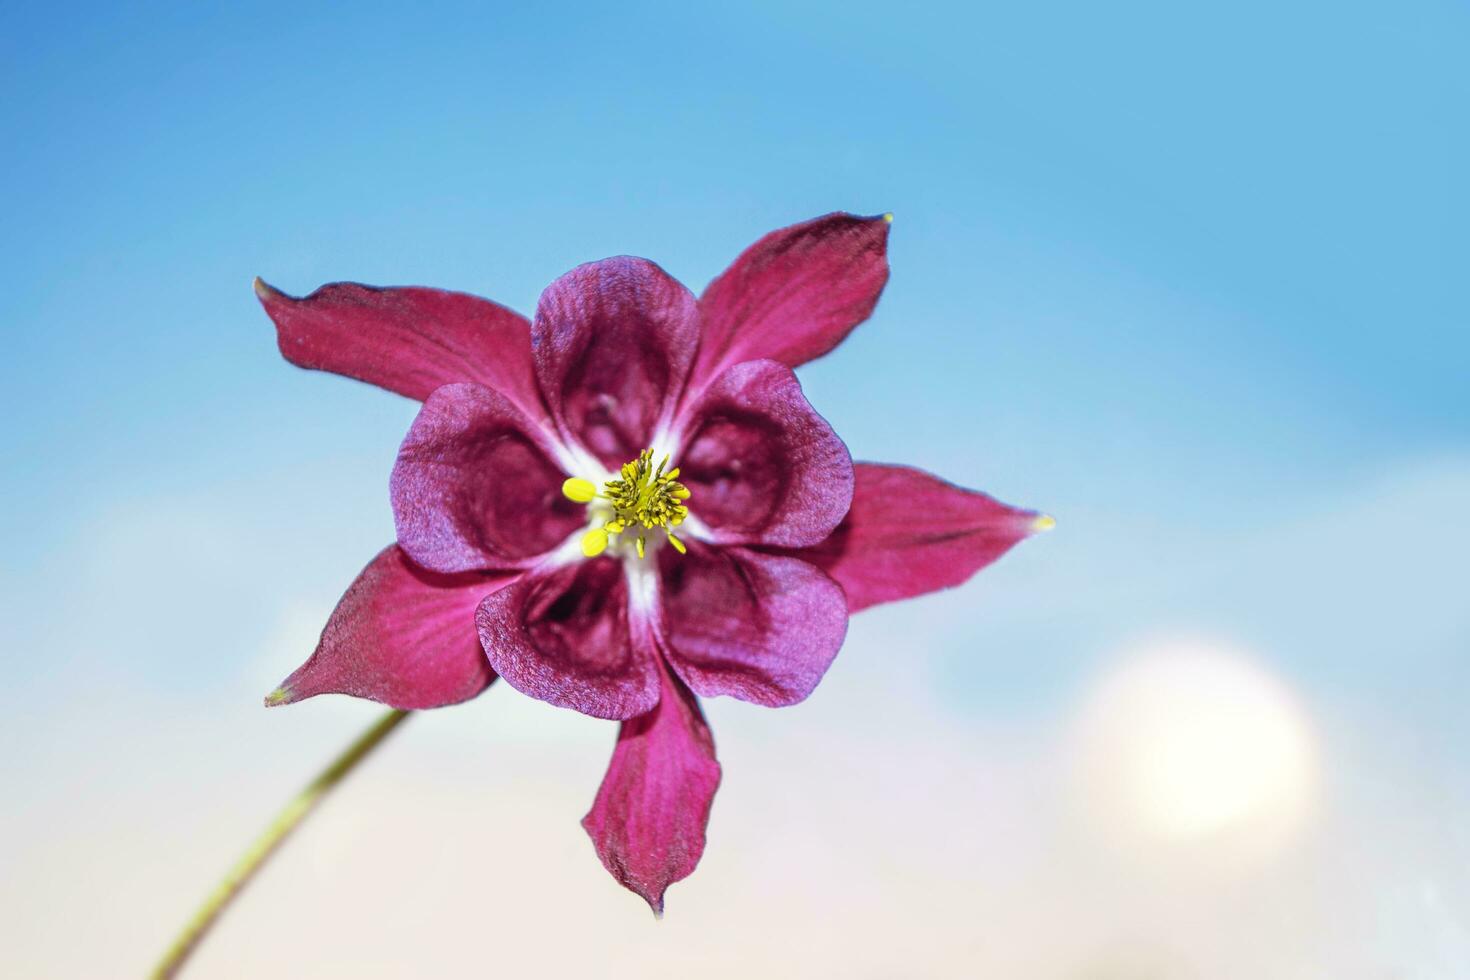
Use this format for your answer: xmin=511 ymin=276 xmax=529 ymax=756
xmin=562 ymin=449 xmax=691 ymax=560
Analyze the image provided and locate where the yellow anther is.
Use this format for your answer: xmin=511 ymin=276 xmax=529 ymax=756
xmin=562 ymin=477 xmax=598 ymax=503
xmin=587 ymin=448 xmax=695 ymax=559
xmin=1032 ymin=514 xmax=1057 ymax=532
xmin=566 ymin=449 xmax=695 ymax=560
xmin=581 ymin=527 xmax=609 ymax=557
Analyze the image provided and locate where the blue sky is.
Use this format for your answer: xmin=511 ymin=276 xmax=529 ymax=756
xmin=2 ymin=2 xmax=1467 ymax=975
xmin=3 ymin=0 xmax=1464 ymax=684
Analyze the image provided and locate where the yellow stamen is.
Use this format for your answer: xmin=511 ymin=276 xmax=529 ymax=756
xmin=562 ymin=477 xmax=598 ymax=503
xmin=581 ymin=527 xmax=609 ymax=557
xmin=1032 ymin=514 xmax=1057 ymax=532
xmin=569 ymin=448 xmax=695 ymax=559
xmin=582 ymin=449 xmax=693 ymax=559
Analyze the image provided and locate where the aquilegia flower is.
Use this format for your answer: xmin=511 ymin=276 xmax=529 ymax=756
xmin=256 ymin=212 xmax=1048 ymax=913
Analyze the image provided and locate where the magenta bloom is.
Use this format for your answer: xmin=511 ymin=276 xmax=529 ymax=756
xmin=257 ymin=213 xmax=1048 ymax=912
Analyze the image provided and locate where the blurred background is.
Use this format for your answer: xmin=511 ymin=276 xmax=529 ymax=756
xmin=2 ymin=2 xmax=1467 ymax=977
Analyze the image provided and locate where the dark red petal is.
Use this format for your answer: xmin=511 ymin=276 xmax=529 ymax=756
xmin=793 ymin=462 xmax=1045 ymax=613
xmin=659 ymin=543 xmax=848 ymax=707
xmin=582 ymin=662 xmax=721 ymax=916
xmin=676 ymin=360 xmax=853 ymax=548
xmin=531 ymin=257 xmax=698 ymax=468
xmin=391 ymin=382 xmax=583 ymax=574
xmin=476 ymin=559 xmax=660 ymax=721
xmin=266 ymin=545 xmax=510 ymax=710
xmin=689 ymin=212 xmax=891 ymax=392
xmin=254 ymin=279 xmax=544 ymax=415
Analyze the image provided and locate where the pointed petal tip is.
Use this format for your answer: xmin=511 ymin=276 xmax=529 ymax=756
xmin=253 ymin=276 xmax=281 ymax=301
xmin=1031 ymin=513 xmax=1057 ymax=533
xmin=881 ymin=211 xmax=894 ymax=224
xmin=634 ymin=884 xmax=667 ymax=918
xmin=263 ymin=685 xmax=293 ymax=707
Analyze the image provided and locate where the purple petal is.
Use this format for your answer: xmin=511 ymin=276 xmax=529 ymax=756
xmin=689 ymin=212 xmax=890 ymax=393
xmin=532 ymin=257 xmax=698 ymax=468
xmin=659 ymin=543 xmax=848 ymax=707
xmin=476 ymin=560 xmax=660 ymax=721
xmin=582 ymin=663 xmax=721 ymax=916
xmin=675 ymin=359 xmax=853 ymax=548
xmin=266 ymin=545 xmax=510 ymax=710
xmin=793 ymin=462 xmax=1044 ymax=613
xmin=255 ymin=279 xmax=544 ymax=416
xmin=391 ymin=383 xmax=583 ymax=574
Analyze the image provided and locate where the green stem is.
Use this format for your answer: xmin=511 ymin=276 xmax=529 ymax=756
xmin=150 ymin=708 xmax=411 ymax=979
